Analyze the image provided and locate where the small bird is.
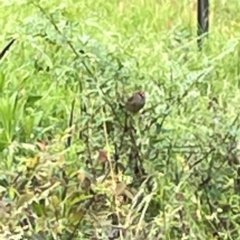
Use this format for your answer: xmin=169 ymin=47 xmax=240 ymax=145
xmin=125 ymin=91 xmax=146 ymax=114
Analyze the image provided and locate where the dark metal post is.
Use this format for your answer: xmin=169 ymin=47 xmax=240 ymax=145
xmin=197 ymin=0 xmax=209 ymax=50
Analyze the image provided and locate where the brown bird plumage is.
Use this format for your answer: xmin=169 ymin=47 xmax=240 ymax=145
xmin=125 ymin=91 xmax=146 ymax=113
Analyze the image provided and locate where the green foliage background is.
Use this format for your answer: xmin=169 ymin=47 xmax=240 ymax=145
xmin=0 ymin=0 xmax=240 ymax=239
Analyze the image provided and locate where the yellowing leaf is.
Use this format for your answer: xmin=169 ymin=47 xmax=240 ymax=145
xmin=25 ymin=157 xmax=39 ymax=169
xmin=49 ymin=195 xmax=61 ymax=209
xmin=16 ymin=192 xmax=35 ymax=209
xmin=123 ymin=189 xmax=134 ymax=200
xmin=21 ymin=143 xmax=37 ymax=151
xmin=69 ymin=194 xmax=93 ymax=206
xmin=114 ymin=182 xmax=126 ymax=196
xmin=0 ymin=185 xmax=6 ymax=193
xmin=176 ymin=154 xmax=189 ymax=171
xmin=8 ymin=186 xmax=16 ymax=199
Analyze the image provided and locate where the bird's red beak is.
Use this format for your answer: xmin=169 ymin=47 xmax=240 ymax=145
xmin=138 ymin=91 xmax=145 ymax=98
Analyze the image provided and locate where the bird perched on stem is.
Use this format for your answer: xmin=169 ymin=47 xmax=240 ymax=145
xmin=125 ymin=91 xmax=146 ymax=114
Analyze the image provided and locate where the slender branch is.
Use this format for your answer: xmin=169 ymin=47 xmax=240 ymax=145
xmin=0 ymin=39 xmax=16 ymax=60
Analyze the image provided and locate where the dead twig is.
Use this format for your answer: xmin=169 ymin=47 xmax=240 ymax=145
xmin=0 ymin=39 xmax=16 ymax=60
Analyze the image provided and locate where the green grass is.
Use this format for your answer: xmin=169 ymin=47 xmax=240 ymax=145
xmin=0 ymin=0 xmax=240 ymax=239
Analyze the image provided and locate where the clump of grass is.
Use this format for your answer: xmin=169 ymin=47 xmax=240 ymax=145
xmin=0 ymin=0 xmax=240 ymax=239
